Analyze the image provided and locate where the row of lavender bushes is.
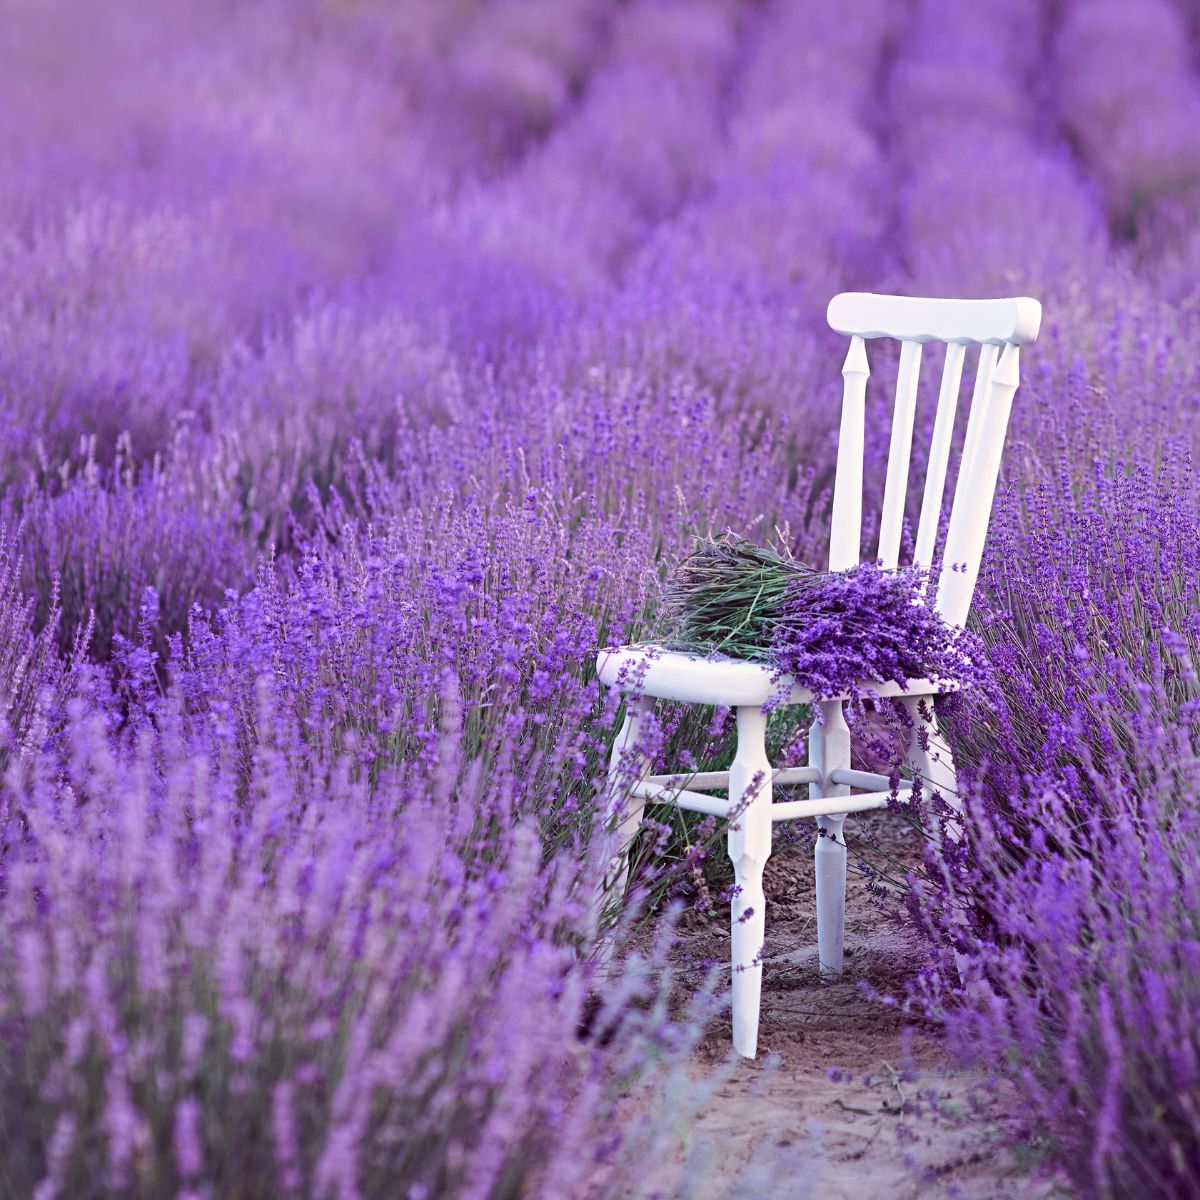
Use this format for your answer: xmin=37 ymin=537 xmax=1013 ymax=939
xmin=889 ymin=2 xmax=1200 ymax=1197
xmin=0 ymin=1 xmax=825 ymax=1195
xmin=1 ymin=0 xmax=1198 ymax=1194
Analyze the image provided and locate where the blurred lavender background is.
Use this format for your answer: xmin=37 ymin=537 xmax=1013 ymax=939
xmin=0 ymin=1 xmax=1198 ymax=1196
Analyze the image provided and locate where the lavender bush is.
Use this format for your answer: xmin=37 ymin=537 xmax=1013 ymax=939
xmin=0 ymin=523 xmax=87 ymax=769
xmin=906 ymin=450 xmax=1200 ymax=1197
xmin=0 ymin=694 xmax=724 ymax=1199
xmin=1 ymin=0 xmax=1198 ymax=1193
xmin=10 ymin=442 xmax=251 ymax=662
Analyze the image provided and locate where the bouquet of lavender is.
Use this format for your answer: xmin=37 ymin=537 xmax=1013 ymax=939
xmin=658 ymin=535 xmax=820 ymax=661
xmin=660 ymin=535 xmax=982 ymax=700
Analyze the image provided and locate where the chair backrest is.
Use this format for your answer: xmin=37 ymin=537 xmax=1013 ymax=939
xmin=825 ymin=292 xmax=1042 ymax=628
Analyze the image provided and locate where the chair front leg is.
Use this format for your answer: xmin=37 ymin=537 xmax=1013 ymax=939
xmin=810 ymin=700 xmax=851 ymax=976
xmin=728 ymin=705 xmax=772 ymax=1059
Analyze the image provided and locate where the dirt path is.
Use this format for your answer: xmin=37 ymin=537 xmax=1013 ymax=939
xmin=633 ymin=813 xmax=1071 ymax=1199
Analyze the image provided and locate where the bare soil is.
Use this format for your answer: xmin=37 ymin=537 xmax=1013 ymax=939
xmin=628 ymin=813 xmax=1072 ymax=1200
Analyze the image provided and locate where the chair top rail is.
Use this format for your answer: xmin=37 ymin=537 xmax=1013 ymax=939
xmin=827 ymin=293 xmax=1042 ymax=345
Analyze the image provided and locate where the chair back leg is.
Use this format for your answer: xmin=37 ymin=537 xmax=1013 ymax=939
xmin=901 ymin=695 xmax=975 ymax=984
xmin=810 ymin=701 xmax=852 ymax=976
xmin=815 ymin=814 xmax=848 ymax=975
xmin=900 ymin=695 xmax=962 ymax=841
xmin=727 ymin=706 xmax=772 ymax=1058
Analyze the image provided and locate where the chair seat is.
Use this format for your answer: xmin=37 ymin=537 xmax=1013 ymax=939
xmin=596 ymin=644 xmax=943 ymax=708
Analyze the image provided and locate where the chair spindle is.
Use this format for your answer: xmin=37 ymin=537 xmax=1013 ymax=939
xmin=937 ymin=343 xmax=1020 ymax=627
xmin=913 ymin=341 xmax=967 ymax=571
xmin=877 ymin=339 xmax=922 ymax=569
xmin=828 ymin=335 xmax=869 ymax=571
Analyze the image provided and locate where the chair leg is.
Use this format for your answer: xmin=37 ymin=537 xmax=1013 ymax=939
xmin=728 ymin=706 xmax=772 ymax=1059
xmin=901 ymin=695 xmax=962 ymax=842
xmin=603 ymin=696 xmax=654 ymax=903
xmin=809 ymin=700 xmax=851 ymax=977
xmin=815 ymin=813 xmax=847 ymax=975
xmin=901 ymin=695 xmax=980 ymax=986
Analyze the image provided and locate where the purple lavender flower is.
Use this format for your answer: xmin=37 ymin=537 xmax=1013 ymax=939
xmin=767 ymin=563 xmax=984 ymax=703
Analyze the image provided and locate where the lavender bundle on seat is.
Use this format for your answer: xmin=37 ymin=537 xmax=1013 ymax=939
xmin=660 ymin=534 xmax=982 ymax=703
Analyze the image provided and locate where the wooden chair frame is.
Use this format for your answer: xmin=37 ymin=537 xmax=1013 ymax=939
xmin=597 ymin=292 xmax=1042 ymax=1058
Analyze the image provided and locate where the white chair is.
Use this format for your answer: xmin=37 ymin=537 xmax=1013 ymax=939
xmin=597 ymin=292 xmax=1042 ymax=1058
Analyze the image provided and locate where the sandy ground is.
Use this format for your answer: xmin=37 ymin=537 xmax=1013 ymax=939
xmin=628 ymin=813 xmax=1073 ymax=1200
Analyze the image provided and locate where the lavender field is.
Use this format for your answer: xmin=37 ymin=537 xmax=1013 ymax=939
xmin=1 ymin=0 xmax=1198 ymax=1196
